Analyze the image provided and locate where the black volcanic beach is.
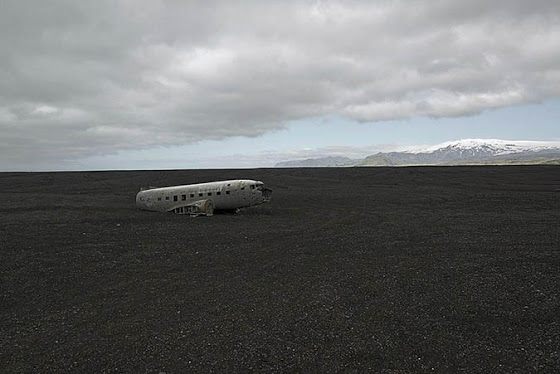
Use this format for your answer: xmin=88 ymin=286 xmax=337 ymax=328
xmin=1 ymin=166 xmax=559 ymax=373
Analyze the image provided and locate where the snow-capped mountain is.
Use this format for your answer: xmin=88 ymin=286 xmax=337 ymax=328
xmin=410 ymin=139 xmax=560 ymax=156
xmin=358 ymin=139 xmax=560 ymax=166
xmin=275 ymin=139 xmax=560 ymax=167
xmin=357 ymin=139 xmax=560 ymax=166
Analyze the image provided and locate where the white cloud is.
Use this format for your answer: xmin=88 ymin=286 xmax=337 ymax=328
xmin=1 ymin=0 xmax=560 ymax=168
xmin=33 ymin=105 xmax=58 ymax=115
xmin=344 ymin=87 xmax=529 ymax=121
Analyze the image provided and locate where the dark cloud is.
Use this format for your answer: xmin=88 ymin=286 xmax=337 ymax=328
xmin=1 ymin=0 xmax=559 ymax=168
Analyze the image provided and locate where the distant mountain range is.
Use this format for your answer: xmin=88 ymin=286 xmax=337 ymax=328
xmin=274 ymin=139 xmax=560 ymax=167
xmin=274 ymin=156 xmax=357 ymax=167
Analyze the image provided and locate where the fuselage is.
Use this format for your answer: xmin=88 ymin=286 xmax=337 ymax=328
xmin=135 ymin=179 xmax=271 ymax=212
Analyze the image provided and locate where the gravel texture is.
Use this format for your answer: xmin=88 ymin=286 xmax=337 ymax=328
xmin=1 ymin=166 xmax=559 ymax=373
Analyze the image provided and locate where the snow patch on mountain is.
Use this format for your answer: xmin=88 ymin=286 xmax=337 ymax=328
xmin=408 ymin=139 xmax=560 ymax=155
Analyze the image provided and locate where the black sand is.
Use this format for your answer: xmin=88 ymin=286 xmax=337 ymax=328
xmin=1 ymin=166 xmax=559 ymax=373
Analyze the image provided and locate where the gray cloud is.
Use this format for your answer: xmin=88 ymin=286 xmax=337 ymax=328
xmin=1 ymin=0 xmax=560 ymax=168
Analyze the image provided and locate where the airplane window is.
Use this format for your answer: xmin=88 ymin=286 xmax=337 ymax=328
xmin=217 ymin=191 xmax=221 ymax=195
xmin=190 ymin=193 xmax=195 ymax=198
xmin=198 ymin=193 xmax=203 ymax=197
xmin=174 ymin=196 xmax=178 ymax=201
xmin=182 ymin=194 xmax=186 ymax=201
xmin=208 ymin=192 xmax=212 ymax=196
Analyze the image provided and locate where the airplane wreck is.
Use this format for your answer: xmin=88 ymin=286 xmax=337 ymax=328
xmin=136 ymin=179 xmax=272 ymax=216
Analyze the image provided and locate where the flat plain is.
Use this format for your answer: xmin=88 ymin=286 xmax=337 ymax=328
xmin=1 ymin=166 xmax=559 ymax=373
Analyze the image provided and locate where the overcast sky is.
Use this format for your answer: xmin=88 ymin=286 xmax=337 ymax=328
xmin=1 ymin=0 xmax=560 ymax=171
